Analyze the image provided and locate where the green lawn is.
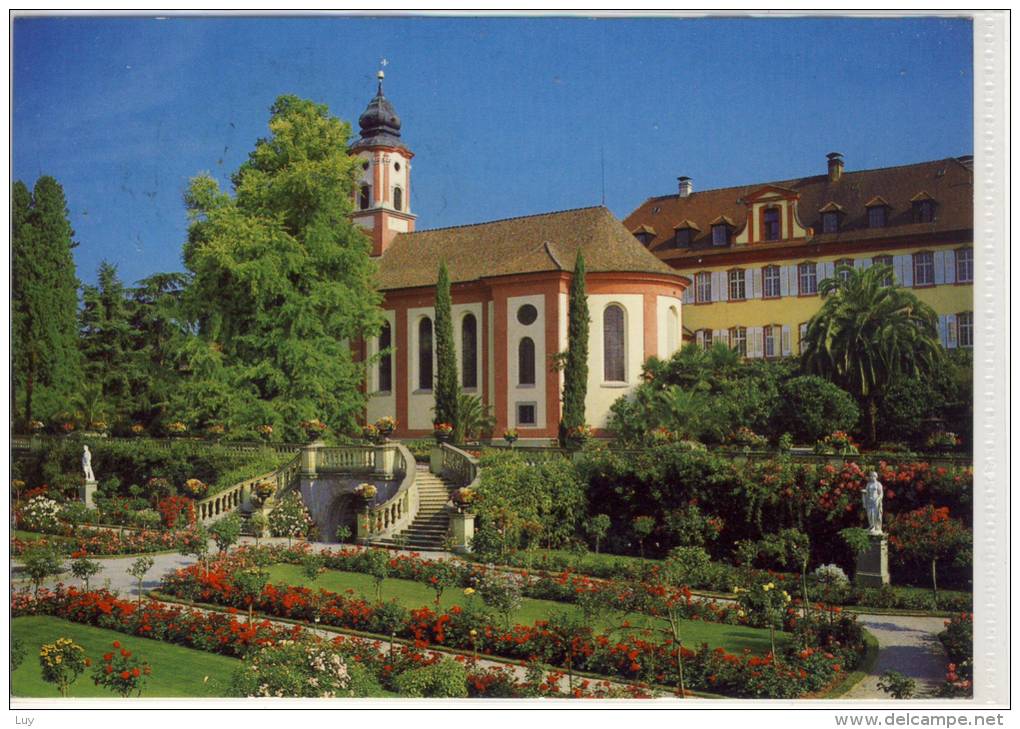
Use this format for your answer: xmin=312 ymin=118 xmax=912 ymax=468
xmin=11 ymin=616 xmax=239 ymax=698
xmin=266 ymin=563 xmax=787 ymax=655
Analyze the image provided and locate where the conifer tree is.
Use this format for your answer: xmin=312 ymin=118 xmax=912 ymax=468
xmin=559 ymin=251 xmax=589 ymax=445
xmin=433 ymin=261 xmax=461 ymax=439
xmin=12 ymin=176 xmax=82 ymax=425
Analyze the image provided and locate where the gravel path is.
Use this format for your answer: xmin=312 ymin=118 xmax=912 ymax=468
xmin=840 ymin=614 xmax=948 ymax=699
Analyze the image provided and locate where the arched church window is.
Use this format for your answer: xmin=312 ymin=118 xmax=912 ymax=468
xmin=393 ymin=186 xmax=403 ymax=211
xmin=461 ymin=314 xmax=478 ymax=389
xmin=518 ymin=337 xmax=535 ymax=386
xmin=378 ymin=321 xmax=392 ymax=393
xmin=418 ymin=317 xmax=433 ymax=391
xmin=603 ymin=304 xmax=626 ymax=382
xmin=359 ymin=184 xmax=371 ymax=210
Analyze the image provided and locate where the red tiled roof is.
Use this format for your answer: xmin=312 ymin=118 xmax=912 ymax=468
xmin=623 ymin=156 xmax=973 ymax=262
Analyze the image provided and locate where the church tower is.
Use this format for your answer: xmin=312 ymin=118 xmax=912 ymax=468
xmin=351 ymin=70 xmax=416 ymax=257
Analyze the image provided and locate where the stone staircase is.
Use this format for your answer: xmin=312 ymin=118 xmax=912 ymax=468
xmin=370 ymin=465 xmax=457 ymax=551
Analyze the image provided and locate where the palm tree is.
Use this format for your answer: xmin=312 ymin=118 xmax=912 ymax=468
xmin=801 ymin=263 xmax=943 ymax=444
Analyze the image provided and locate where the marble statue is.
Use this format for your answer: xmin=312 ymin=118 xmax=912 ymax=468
xmin=82 ymin=445 xmax=96 ymax=483
xmin=862 ymin=471 xmax=883 ymax=534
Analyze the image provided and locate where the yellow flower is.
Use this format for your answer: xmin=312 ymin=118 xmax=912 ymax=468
xmin=463 ymin=588 xmax=475 ymax=596
xmin=737 ymin=610 xmax=746 ymax=618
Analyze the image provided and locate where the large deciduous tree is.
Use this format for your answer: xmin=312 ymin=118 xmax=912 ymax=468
xmin=433 ymin=261 xmax=460 ymax=438
xmin=180 ymin=95 xmax=383 ymax=439
xmin=12 ymin=176 xmax=82 ymax=425
xmin=559 ymin=251 xmax=589 ymax=445
xmin=800 ymin=263 xmax=943 ymax=444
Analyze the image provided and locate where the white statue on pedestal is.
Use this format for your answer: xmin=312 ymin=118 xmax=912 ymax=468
xmin=862 ymin=471 xmax=883 ymax=534
xmin=82 ymin=445 xmax=96 ymax=483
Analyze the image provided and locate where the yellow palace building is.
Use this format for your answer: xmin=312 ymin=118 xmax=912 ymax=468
xmin=624 ymin=153 xmax=974 ymax=357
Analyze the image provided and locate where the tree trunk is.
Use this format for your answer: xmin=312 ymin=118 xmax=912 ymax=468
xmin=676 ymin=640 xmax=686 ymax=698
xmin=866 ymin=397 xmax=878 ymax=446
xmin=931 ymin=558 xmax=939 ymax=609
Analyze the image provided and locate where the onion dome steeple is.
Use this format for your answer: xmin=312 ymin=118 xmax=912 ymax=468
xmin=355 ymin=70 xmax=407 ymax=150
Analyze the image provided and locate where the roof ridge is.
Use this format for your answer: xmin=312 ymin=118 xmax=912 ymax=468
xmin=643 ymin=156 xmax=973 ymax=202
xmin=406 ymin=205 xmax=606 ymax=235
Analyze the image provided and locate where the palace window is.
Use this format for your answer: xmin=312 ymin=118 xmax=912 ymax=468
xmin=377 ymin=321 xmax=392 ymax=393
xmin=700 ymin=329 xmax=713 ymax=350
xmin=359 ymin=184 xmax=371 ymax=210
xmin=913 ymin=251 xmax=935 ymax=286
xmin=461 ymin=314 xmax=477 ymax=389
xmin=518 ymin=337 xmax=536 ymax=386
xmin=798 ymin=262 xmax=818 ymax=295
xmin=956 ymin=248 xmax=973 ymax=283
xmin=393 ymin=186 xmax=403 ymax=212
xmin=835 ymin=258 xmax=853 ymax=282
xmin=516 ymin=403 xmax=537 ymax=426
xmin=821 ymin=211 xmax=840 ymax=233
xmin=729 ymin=327 xmax=747 ymax=357
xmin=695 ymin=272 xmax=712 ymax=303
xmin=418 ymin=317 xmax=433 ymax=391
xmin=798 ymin=323 xmax=808 ymax=354
xmin=957 ymin=312 xmax=974 ymax=348
xmin=867 ymin=205 xmax=887 ymax=228
xmin=728 ymin=269 xmax=746 ymax=300
xmin=872 ymin=255 xmax=894 ymax=286
xmin=667 ymin=306 xmax=680 ymax=353
xmin=603 ymin=305 xmax=626 ymax=382
xmin=764 ymin=325 xmax=779 ymax=358
xmin=763 ymin=208 xmax=781 ymax=241
xmin=913 ymin=198 xmax=936 ymax=223
xmin=711 ymin=224 xmax=730 ymax=246
xmin=762 ymin=265 xmax=781 ymax=298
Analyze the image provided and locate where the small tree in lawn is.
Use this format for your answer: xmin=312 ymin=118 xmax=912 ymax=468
xmin=559 ymin=251 xmax=589 ymax=446
xmin=39 ymin=638 xmax=87 ymax=697
xmin=71 ymin=554 xmax=103 ymax=591
xmin=761 ymin=528 xmax=811 ymax=615
xmin=422 ymin=559 xmax=459 ymax=607
xmin=888 ymin=505 xmax=971 ymax=608
xmin=92 ymin=640 xmax=151 ymax=697
xmin=301 ymin=552 xmax=326 ymax=584
xmin=477 ymin=571 xmax=523 ymax=630
xmin=210 ymin=513 xmax=242 ymax=554
xmin=659 ymin=546 xmax=712 ymax=698
xmin=586 ymin=513 xmax=611 ymax=554
xmin=127 ymin=556 xmax=155 ymax=607
xmin=361 ymin=548 xmax=390 ymax=601
xmin=250 ymin=512 xmax=269 ymax=546
xmin=631 ymin=515 xmax=655 ymax=558
xmin=545 ymin=610 xmax=591 ymax=694
xmin=186 ymin=523 xmax=211 ymax=576
xmin=22 ymin=543 xmax=63 ymax=596
xmin=267 ymin=492 xmax=313 ymax=547
xmin=230 ymin=567 xmax=269 ymax=626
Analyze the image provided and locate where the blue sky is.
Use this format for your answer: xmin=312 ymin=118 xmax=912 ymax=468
xmin=12 ymin=14 xmax=973 ymax=287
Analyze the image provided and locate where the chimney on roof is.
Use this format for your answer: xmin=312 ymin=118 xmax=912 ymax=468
xmin=677 ymin=176 xmax=693 ymax=198
xmin=827 ymin=152 xmax=844 ymax=182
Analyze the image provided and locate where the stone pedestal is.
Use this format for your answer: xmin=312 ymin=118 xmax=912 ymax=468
xmin=855 ymin=532 xmax=890 ymax=588
xmin=448 ymin=511 xmax=475 ymax=554
xmin=374 ymin=443 xmax=397 ymax=479
xmin=80 ymin=479 xmax=97 ymax=510
xmin=430 ymin=445 xmax=444 ymax=476
xmin=301 ymin=439 xmax=323 ymax=478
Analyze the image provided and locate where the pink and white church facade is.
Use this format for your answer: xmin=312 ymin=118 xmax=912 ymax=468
xmin=351 ymin=74 xmax=689 ymax=441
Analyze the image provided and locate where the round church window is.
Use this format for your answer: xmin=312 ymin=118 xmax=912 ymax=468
xmin=394 ymin=162 xmax=401 ymax=171
xmin=516 ymin=304 xmax=538 ymax=326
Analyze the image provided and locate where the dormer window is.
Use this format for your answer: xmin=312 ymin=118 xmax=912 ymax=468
xmin=865 ymin=197 xmax=890 ymax=228
xmin=631 ymin=224 xmax=656 ymax=247
xmin=818 ymin=201 xmax=844 ymax=234
xmin=709 ymin=216 xmax=734 ymax=246
xmin=911 ymin=193 xmax=937 ymax=223
xmin=763 ymin=207 xmax=781 ymax=241
xmin=671 ymin=220 xmax=700 ymax=248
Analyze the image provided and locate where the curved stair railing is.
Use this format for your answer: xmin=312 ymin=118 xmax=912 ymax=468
xmin=437 ymin=442 xmax=480 ymax=488
xmin=356 ymin=443 xmax=418 ymax=543
xmin=195 ymin=453 xmax=301 ymax=523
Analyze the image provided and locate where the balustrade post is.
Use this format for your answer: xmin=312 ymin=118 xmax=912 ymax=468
xmin=430 ymin=444 xmax=444 ymax=476
xmin=374 ymin=443 xmax=396 ymax=479
xmin=301 ymin=440 xmax=323 ymax=478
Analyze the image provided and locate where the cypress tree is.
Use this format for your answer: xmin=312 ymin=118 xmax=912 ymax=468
xmin=12 ymin=176 xmax=82 ymax=425
xmin=433 ymin=261 xmax=461 ymax=438
xmin=559 ymin=251 xmax=589 ymax=445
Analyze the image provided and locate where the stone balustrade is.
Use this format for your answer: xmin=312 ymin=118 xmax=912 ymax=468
xmin=355 ymin=443 xmax=417 ymax=542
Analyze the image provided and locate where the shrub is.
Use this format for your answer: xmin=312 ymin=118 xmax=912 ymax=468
xmin=877 ymin=670 xmax=916 ymax=699
xmin=19 ymin=495 xmax=62 ymax=533
xmin=229 ymin=639 xmax=353 ymax=698
xmin=267 ymin=493 xmax=312 ymax=545
xmin=157 ymin=495 xmax=195 ymax=529
xmin=130 ymin=509 xmax=162 ymax=530
xmin=39 ymin=638 xmax=87 ymax=697
xmin=209 ymin=514 xmax=243 ymax=553
xmin=11 ymin=637 xmax=27 ymax=672
xmin=59 ymin=502 xmax=99 ymax=527
xmin=773 ymin=376 xmax=859 ymax=444
xmin=393 ymin=659 xmax=468 ymax=698
xmin=92 ymin=640 xmax=151 ymax=697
